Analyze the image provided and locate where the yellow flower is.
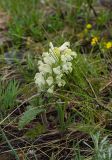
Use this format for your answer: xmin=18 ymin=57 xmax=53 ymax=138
xmin=105 ymin=42 xmax=112 ymax=49
xmin=91 ymin=37 xmax=98 ymax=46
xmin=86 ymin=24 xmax=92 ymax=29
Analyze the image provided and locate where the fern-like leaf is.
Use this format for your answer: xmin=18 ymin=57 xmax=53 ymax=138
xmin=18 ymin=106 xmax=44 ymax=129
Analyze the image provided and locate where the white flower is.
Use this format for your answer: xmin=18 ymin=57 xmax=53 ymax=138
xmin=56 ymin=74 xmax=65 ymax=86
xmin=49 ymin=42 xmax=54 ymax=50
xmin=46 ymin=76 xmax=53 ymax=86
xmin=43 ymin=56 xmax=50 ymax=64
xmin=38 ymin=60 xmax=43 ymax=66
xmin=65 ymin=54 xmax=73 ymax=61
xmin=71 ymin=51 xmax=77 ymax=58
xmin=61 ymin=55 xmax=67 ymax=62
xmin=34 ymin=72 xmax=45 ymax=87
xmin=53 ymin=66 xmax=61 ymax=75
xmin=39 ymin=64 xmax=52 ymax=74
xmin=50 ymin=56 xmax=56 ymax=64
xmin=43 ymin=56 xmax=55 ymax=65
xmin=34 ymin=41 xmax=77 ymax=93
xmin=62 ymin=64 xmax=68 ymax=73
xmin=47 ymin=85 xmax=54 ymax=93
xmin=59 ymin=42 xmax=70 ymax=52
xmin=62 ymin=62 xmax=72 ymax=73
xmin=58 ymin=79 xmax=66 ymax=87
xmin=42 ymin=52 xmax=49 ymax=58
xmin=42 ymin=51 xmax=56 ymax=65
xmin=56 ymin=74 xmax=63 ymax=81
xmin=61 ymin=51 xmax=75 ymax=62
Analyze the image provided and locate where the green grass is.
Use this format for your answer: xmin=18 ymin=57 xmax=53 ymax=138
xmin=0 ymin=0 xmax=43 ymax=43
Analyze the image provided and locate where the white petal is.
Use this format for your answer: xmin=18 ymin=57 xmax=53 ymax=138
xmin=66 ymin=54 xmax=73 ymax=61
xmin=59 ymin=42 xmax=70 ymax=52
xmin=56 ymin=74 xmax=63 ymax=81
xmin=58 ymin=80 xmax=66 ymax=87
xmin=38 ymin=60 xmax=43 ymax=66
xmin=47 ymin=85 xmax=54 ymax=93
xmin=71 ymin=51 xmax=77 ymax=58
xmin=39 ymin=64 xmax=52 ymax=74
xmin=43 ymin=56 xmax=50 ymax=64
xmin=43 ymin=56 xmax=55 ymax=65
xmin=53 ymin=66 xmax=61 ymax=75
xmin=49 ymin=42 xmax=54 ymax=50
xmin=46 ymin=76 xmax=53 ymax=86
xmin=50 ymin=56 xmax=56 ymax=64
xmin=62 ymin=64 xmax=68 ymax=71
xmin=42 ymin=52 xmax=49 ymax=57
xmin=34 ymin=72 xmax=45 ymax=86
xmin=61 ymin=55 xmax=67 ymax=62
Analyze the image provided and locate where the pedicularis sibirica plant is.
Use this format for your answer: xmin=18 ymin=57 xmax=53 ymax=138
xmin=19 ymin=42 xmax=77 ymax=129
xmin=34 ymin=42 xmax=77 ymax=94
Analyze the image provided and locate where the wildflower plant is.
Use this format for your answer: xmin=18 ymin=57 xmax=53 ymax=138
xmin=105 ymin=42 xmax=112 ymax=49
xmin=86 ymin=23 xmax=92 ymax=29
xmin=91 ymin=37 xmax=99 ymax=46
xmin=34 ymin=42 xmax=77 ymax=94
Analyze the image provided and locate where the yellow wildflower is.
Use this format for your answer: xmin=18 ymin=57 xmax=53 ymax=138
xmin=86 ymin=24 xmax=92 ymax=29
xmin=105 ymin=42 xmax=112 ymax=49
xmin=91 ymin=37 xmax=98 ymax=46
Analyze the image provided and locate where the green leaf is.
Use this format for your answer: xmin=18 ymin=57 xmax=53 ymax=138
xmin=25 ymin=123 xmax=46 ymax=139
xmin=0 ymin=80 xmax=19 ymax=111
xmin=18 ymin=106 xmax=44 ymax=129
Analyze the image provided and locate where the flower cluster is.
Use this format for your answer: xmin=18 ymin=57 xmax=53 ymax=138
xmin=86 ymin=23 xmax=92 ymax=30
xmin=34 ymin=42 xmax=77 ymax=93
xmin=91 ymin=37 xmax=99 ymax=46
xmin=105 ymin=42 xmax=112 ymax=49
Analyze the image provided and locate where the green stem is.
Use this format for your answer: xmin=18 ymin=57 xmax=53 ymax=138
xmin=0 ymin=127 xmax=19 ymax=160
xmin=41 ymin=110 xmax=49 ymax=128
xmin=39 ymin=93 xmax=48 ymax=128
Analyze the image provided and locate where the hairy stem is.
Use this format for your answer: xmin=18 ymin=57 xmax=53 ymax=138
xmin=41 ymin=110 xmax=48 ymax=128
